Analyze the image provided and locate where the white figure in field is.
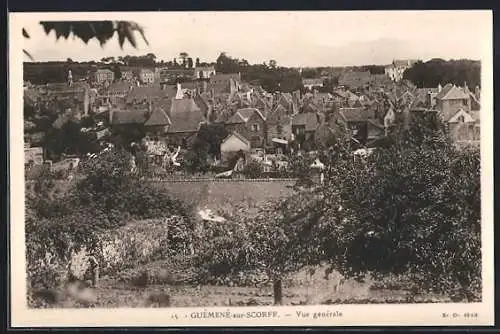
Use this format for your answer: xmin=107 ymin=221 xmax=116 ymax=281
xmin=171 ymin=146 xmax=181 ymax=167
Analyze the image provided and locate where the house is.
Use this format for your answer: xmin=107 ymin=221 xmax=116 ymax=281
xmin=266 ymin=110 xmax=293 ymax=147
xmin=144 ymin=105 xmax=172 ymax=135
xmin=225 ymin=107 xmax=267 ymax=148
xmin=165 ymin=97 xmax=206 ymax=147
xmin=139 ymin=68 xmax=155 ymax=85
xmin=106 ymin=82 xmax=133 ymax=106
xmin=340 ymin=107 xmax=385 ymax=145
xmin=338 ymin=71 xmax=372 ymax=89
xmin=193 ymin=93 xmax=213 ymax=122
xmin=194 ymin=66 xmax=216 ymax=79
xmin=384 ymin=59 xmax=419 ymax=82
xmin=159 ymin=68 xmax=196 ymax=83
xmin=209 ymin=73 xmax=241 ymax=95
xmin=302 ymin=78 xmax=324 ymax=91
xmin=91 ymin=69 xmax=115 ymax=85
xmin=291 ymin=112 xmax=322 ymax=144
xmin=109 ymin=108 xmax=149 ymax=133
xmin=434 ymin=83 xmax=471 ymax=121
xmin=125 ymin=85 xmax=174 ymax=106
xmin=121 ymin=69 xmax=135 ymax=82
xmin=31 ymin=81 xmax=92 ymax=116
xmin=220 ymin=132 xmax=251 ymax=164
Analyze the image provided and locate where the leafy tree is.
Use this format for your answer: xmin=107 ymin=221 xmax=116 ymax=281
xmin=195 ymin=58 xmax=200 ymax=67
xmin=23 ymin=21 xmax=148 ymax=60
xmin=187 ymin=57 xmax=194 ymax=69
xmin=314 ymin=113 xmax=481 ymax=301
xmin=112 ymin=63 xmax=122 ymax=81
xmin=403 ymin=59 xmax=481 ymax=88
xmin=195 ymin=123 xmax=229 ymax=159
xmin=44 ymin=120 xmax=100 ymax=161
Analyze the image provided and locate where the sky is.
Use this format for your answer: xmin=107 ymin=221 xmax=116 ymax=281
xmin=15 ymin=10 xmax=491 ymax=67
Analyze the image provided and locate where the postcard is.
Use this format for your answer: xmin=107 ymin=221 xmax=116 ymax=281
xmin=9 ymin=10 xmax=494 ymax=327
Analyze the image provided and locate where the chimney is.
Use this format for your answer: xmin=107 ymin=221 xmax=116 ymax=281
xmin=109 ymin=108 xmax=114 ymax=124
xmin=175 ymin=83 xmax=183 ymax=99
xmin=438 ymin=83 xmax=442 ymax=92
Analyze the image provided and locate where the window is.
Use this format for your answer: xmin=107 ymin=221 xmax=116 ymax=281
xmin=457 ymin=115 xmax=465 ymax=123
xmin=276 ymin=125 xmax=283 ymax=134
xmin=251 ymin=123 xmax=260 ymax=132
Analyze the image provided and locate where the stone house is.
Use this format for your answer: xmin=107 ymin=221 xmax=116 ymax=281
xmin=91 ymin=69 xmax=115 ymax=85
xmin=434 ymin=83 xmax=471 ymax=121
xmin=339 ymin=107 xmax=385 ymax=145
xmin=225 ymin=108 xmax=267 ymax=148
xmin=220 ymin=131 xmax=251 ymax=164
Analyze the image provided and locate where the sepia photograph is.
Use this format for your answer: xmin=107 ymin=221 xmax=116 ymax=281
xmin=9 ymin=10 xmax=494 ymax=327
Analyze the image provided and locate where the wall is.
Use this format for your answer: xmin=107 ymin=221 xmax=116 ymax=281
xmin=149 ymin=179 xmax=296 ymax=209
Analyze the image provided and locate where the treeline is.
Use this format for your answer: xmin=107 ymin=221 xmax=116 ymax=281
xmin=215 ymin=53 xmax=302 ymax=93
xmin=403 ymin=59 xmax=481 ymax=89
xmin=24 ymin=61 xmax=95 ymax=84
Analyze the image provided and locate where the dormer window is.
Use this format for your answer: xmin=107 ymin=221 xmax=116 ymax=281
xmin=251 ymin=123 xmax=260 ymax=132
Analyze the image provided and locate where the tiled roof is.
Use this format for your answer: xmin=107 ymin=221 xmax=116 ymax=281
xmin=226 ymin=108 xmax=265 ymax=124
xmin=292 ymin=112 xmax=321 ymax=132
xmin=167 ymin=99 xmax=205 ymax=133
xmin=111 ymin=110 xmax=149 ymax=125
xmin=435 ymin=84 xmax=469 ymax=100
xmin=340 ymin=107 xmax=376 ymax=122
xmin=126 ymin=86 xmax=172 ymax=103
xmin=144 ymin=106 xmax=171 ymax=126
xmin=108 ymin=82 xmax=132 ymax=94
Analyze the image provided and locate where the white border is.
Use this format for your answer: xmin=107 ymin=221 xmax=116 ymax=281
xmin=9 ymin=11 xmax=494 ymax=327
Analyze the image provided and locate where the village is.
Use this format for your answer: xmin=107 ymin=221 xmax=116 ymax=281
xmin=19 ymin=15 xmax=485 ymax=312
xmin=23 ymin=55 xmax=481 ymax=181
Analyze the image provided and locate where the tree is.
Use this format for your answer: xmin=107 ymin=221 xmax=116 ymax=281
xmin=173 ymin=58 xmax=178 ymax=68
xmin=187 ymin=57 xmax=194 ymax=69
xmin=403 ymin=59 xmax=481 ymax=89
xmin=269 ymin=59 xmax=277 ymax=69
xmin=313 ymin=114 xmax=481 ymax=301
xmin=112 ymin=63 xmax=122 ymax=81
xmin=179 ymin=52 xmax=189 ymax=68
xmin=215 ymin=52 xmax=240 ymax=74
xmin=23 ymin=21 xmax=149 ymax=60
xmin=195 ymin=58 xmax=200 ymax=67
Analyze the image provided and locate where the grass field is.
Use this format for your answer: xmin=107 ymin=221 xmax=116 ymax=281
xmin=150 ymin=180 xmax=296 ymax=209
xmin=39 ymin=259 xmax=451 ymax=308
xmin=26 ymin=179 xmax=297 ymax=209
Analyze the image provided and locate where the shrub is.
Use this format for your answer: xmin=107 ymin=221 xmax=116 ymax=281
xmin=25 ymin=147 xmax=195 ymax=292
xmin=242 ymin=159 xmax=264 ymax=179
xmin=317 ymin=115 xmax=482 ymax=301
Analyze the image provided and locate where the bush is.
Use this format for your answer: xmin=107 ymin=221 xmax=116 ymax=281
xmin=242 ymin=159 xmax=264 ymax=179
xmin=25 ymin=147 xmax=196 ymax=292
xmin=318 ymin=116 xmax=482 ymax=301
